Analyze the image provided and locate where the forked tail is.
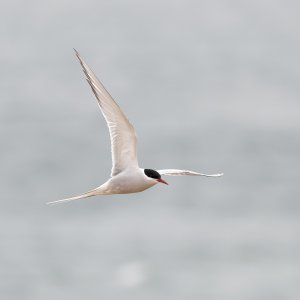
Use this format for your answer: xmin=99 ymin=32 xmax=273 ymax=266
xmin=47 ymin=187 xmax=102 ymax=205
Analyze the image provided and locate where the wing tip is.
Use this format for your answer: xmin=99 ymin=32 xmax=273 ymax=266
xmin=211 ymin=172 xmax=224 ymax=177
xmin=200 ymin=172 xmax=224 ymax=177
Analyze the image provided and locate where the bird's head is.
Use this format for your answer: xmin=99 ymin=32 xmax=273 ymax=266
xmin=144 ymin=169 xmax=168 ymax=185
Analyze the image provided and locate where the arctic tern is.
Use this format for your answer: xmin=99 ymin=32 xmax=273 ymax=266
xmin=48 ymin=50 xmax=223 ymax=204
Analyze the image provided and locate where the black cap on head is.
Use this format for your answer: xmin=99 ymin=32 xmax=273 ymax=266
xmin=144 ymin=169 xmax=161 ymax=180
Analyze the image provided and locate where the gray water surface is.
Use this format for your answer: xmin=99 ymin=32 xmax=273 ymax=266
xmin=1 ymin=1 xmax=300 ymax=299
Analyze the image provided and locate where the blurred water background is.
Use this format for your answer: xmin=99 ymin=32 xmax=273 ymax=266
xmin=1 ymin=0 xmax=300 ymax=299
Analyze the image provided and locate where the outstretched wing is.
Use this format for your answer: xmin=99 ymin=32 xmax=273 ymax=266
xmin=158 ymin=169 xmax=223 ymax=177
xmin=74 ymin=49 xmax=138 ymax=176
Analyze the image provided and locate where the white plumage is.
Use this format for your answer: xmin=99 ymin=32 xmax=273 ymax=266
xmin=48 ymin=50 xmax=223 ymax=205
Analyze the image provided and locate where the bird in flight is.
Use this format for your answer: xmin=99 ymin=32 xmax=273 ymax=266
xmin=48 ymin=50 xmax=223 ymax=204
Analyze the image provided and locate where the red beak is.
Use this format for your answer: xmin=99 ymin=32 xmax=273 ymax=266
xmin=157 ymin=178 xmax=168 ymax=185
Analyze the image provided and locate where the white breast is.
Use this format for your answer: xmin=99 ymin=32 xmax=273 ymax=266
xmin=105 ymin=168 xmax=157 ymax=194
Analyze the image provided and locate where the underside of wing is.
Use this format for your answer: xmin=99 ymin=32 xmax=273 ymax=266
xmin=74 ymin=49 xmax=138 ymax=176
xmin=158 ymin=169 xmax=224 ymax=177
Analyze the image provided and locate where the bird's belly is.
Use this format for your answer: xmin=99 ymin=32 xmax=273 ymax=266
xmin=107 ymin=173 xmax=156 ymax=194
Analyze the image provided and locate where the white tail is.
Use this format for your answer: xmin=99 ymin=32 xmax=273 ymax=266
xmin=47 ymin=187 xmax=102 ymax=205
